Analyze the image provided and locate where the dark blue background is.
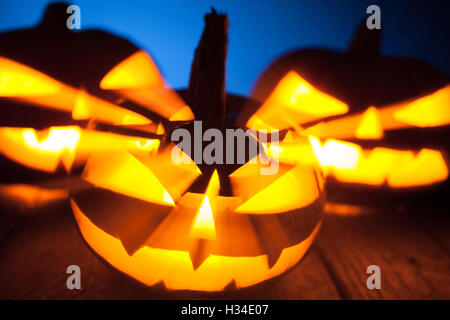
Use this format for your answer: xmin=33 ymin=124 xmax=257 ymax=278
xmin=0 ymin=0 xmax=448 ymax=95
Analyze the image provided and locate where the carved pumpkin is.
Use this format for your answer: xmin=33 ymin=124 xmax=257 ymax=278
xmin=0 ymin=3 xmax=152 ymax=185
xmin=3 ymin=5 xmax=446 ymax=293
xmin=0 ymin=6 xmax=323 ymax=291
xmin=244 ymin=23 xmax=449 ymax=206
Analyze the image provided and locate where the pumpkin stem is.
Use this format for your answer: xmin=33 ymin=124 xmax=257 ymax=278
xmin=348 ymin=21 xmax=381 ymax=56
xmin=38 ymin=2 xmax=72 ymax=32
xmin=188 ymin=7 xmax=228 ymax=125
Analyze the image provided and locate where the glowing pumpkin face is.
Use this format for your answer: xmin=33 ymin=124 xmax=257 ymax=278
xmin=6 ymin=6 xmax=447 ymax=293
xmin=70 ymin=141 xmax=324 ymax=291
xmin=0 ymin=7 xmax=323 ymax=291
xmin=66 ymin=49 xmax=324 ymax=291
xmin=245 ymin=24 xmax=449 ymax=197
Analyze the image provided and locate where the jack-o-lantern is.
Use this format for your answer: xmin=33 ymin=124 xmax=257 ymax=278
xmin=0 ymin=2 xmax=153 ymax=185
xmin=0 ymin=6 xmax=323 ymax=291
xmin=244 ymin=23 xmax=449 ymax=207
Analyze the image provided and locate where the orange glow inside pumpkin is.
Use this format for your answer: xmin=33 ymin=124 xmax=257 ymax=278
xmin=324 ymin=202 xmax=374 ymax=216
xmin=247 ymin=71 xmax=349 ymax=130
xmin=1 ymin=55 xmax=448 ymax=293
xmin=0 ymin=126 xmax=81 ymax=172
xmin=355 ymin=106 xmax=384 ymax=140
xmin=232 ymin=162 xmax=320 ymax=214
xmin=0 ymin=57 xmax=151 ymax=126
xmin=100 ymin=50 xmax=195 ymax=121
xmin=189 ymin=170 xmax=220 ymax=240
xmin=0 ymin=57 xmax=61 ymax=96
xmin=82 ymin=148 xmax=175 ymax=206
xmin=302 ymin=86 xmax=450 ymax=140
xmin=132 ymin=144 xmax=202 ymax=202
xmin=71 ymin=198 xmax=320 ymax=291
xmin=309 ymin=137 xmax=448 ymax=187
xmin=393 ymin=85 xmax=450 ymax=127
xmin=100 ymin=50 xmax=165 ymax=90
xmin=0 ymin=126 xmax=160 ymax=172
xmin=250 ymin=70 xmax=449 ymax=188
xmin=0 ymin=183 xmax=67 ymax=209
xmin=309 ymin=137 xmax=360 ymax=170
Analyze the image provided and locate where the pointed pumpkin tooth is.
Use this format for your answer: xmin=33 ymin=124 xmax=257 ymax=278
xmin=189 ymin=238 xmax=211 ymax=271
xmin=266 ymin=249 xmax=283 ymax=269
xmin=223 ymin=279 xmax=237 ymax=290
xmin=121 ymin=235 xmax=145 ymax=256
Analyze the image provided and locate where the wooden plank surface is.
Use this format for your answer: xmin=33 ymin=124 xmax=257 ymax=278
xmin=0 ymin=200 xmax=449 ymax=299
xmin=315 ymin=210 xmax=450 ymax=299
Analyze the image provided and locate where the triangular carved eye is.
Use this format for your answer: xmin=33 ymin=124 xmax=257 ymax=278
xmin=247 ymin=71 xmax=348 ymax=131
xmin=393 ymin=85 xmax=450 ymax=128
xmin=100 ymin=50 xmax=195 ymax=122
xmin=100 ymin=51 xmax=165 ymax=90
xmin=0 ymin=57 xmax=151 ymax=126
xmin=0 ymin=57 xmax=61 ymax=96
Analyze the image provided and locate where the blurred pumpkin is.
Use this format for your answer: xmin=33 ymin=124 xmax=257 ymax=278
xmin=0 ymin=3 xmax=161 ymax=184
xmin=244 ymin=23 xmax=450 ymax=207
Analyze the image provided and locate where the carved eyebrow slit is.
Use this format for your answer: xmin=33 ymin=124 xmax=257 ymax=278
xmin=247 ymin=71 xmax=349 ymax=131
xmin=0 ymin=56 xmax=151 ymax=126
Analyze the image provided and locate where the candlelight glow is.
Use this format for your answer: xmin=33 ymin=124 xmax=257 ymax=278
xmin=324 ymin=202 xmax=374 ymax=216
xmin=82 ymin=149 xmax=175 ymax=206
xmin=247 ymin=71 xmax=348 ymax=130
xmin=0 ymin=57 xmax=151 ymax=126
xmin=100 ymin=50 xmax=195 ymax=121
xmin=0 ymin=126 xmax=81 ymax=172
xmin=309 ymin=137 xmax=360 ymax=170
xmin=355 ymin=106 xmax=384 ymax=140
xmin=100 ymin=50 xmax=165 ymax=90
xmin=0 ymin=184 xmax=68 ymax=209
xmin=233 ymin=164 xmax=320 ymax=214
xmin=132 ymin=144 xmax=201 ymax=201
xmin=301 ymin=86 xmax=450 ymax=140
xmin=71 ymin=198 xmax=320 ymax=291
xmin=190 ymin=170 xmax=220 ymax=240
xmin=0 ymin=57 xmax=61 ymax=96
xmin=393 ymin=85 xmax=450 ymax=127
xmin=0 ymin=126 xmax=161 ymax=172
xmin=309 ymin=137 xmax=448 ymax=187
xmin=190 ymin=196 xmax=216 ymax=240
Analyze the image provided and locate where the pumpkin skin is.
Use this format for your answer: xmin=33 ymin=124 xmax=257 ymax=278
xmin=245 ymin=24 xmax=450 ymax=208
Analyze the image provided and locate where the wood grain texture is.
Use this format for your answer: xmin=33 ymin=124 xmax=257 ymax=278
xmin=0 ymin=201 xmax=448 ymax=299
xmin=315 ymin=210 xmax=450 ymax=299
